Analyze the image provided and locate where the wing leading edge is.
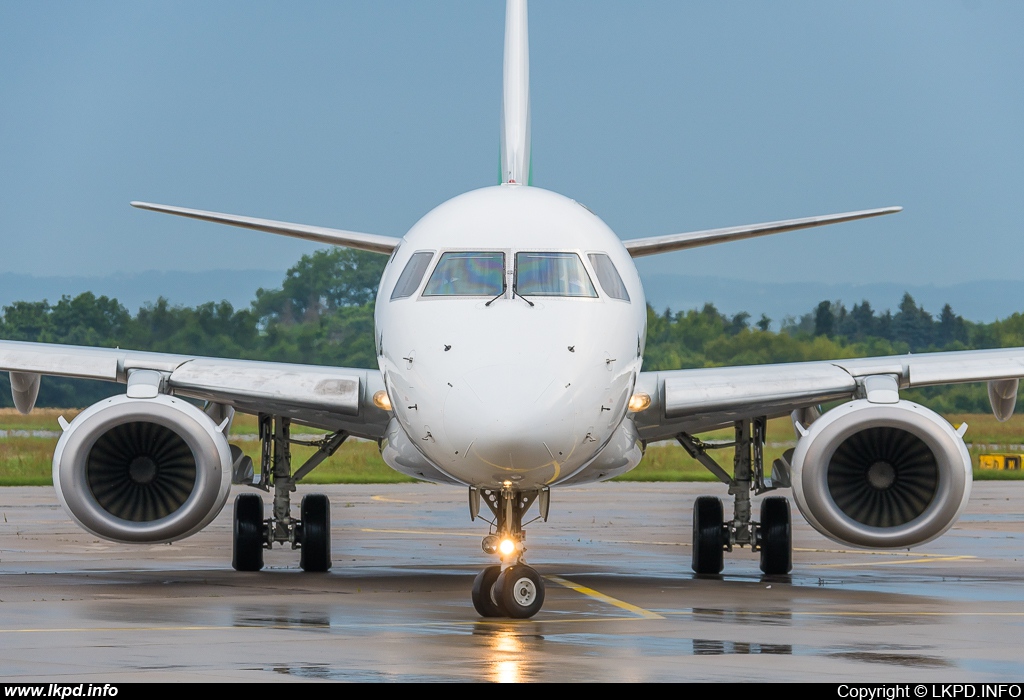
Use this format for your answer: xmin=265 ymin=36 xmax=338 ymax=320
xmin=634 ymin=347 xmax=1024 ymax=441
xmin=0 ymin=340 xmax=390 ymax=438
xmin=624 ymin=206 xmax=902 ymax=258
xmin=130 ymin=202 xmax=401 ymax=255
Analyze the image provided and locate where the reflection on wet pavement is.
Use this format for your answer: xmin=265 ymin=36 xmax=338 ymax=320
xmin=3 ymin=482 xmax=1024 ymax=681
xmin=267 ymin=666 xmax=462 ymax=682
xmin=472 ymin=625 xmax=548 ymax=683
xmin=692 ymin=639 xmax=792 ymax=655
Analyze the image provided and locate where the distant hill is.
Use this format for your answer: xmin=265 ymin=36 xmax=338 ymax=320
xmin=642 ymin=274 xmax=1022 ymax=326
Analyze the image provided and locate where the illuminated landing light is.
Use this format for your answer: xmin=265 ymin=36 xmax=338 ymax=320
xmin=628 ymin=392 xmax=651 ymax=412
xmin=499 ymin=538 xmax=516 ymax=556
xmin=372 ymin=390 xmax=392 ymax=411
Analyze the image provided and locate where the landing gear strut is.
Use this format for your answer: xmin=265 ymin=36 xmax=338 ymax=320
xmin=230 ymin=414 xmax=347 ymax=573
xmin=678 ymin=417 xmax=793 ymax=575
xmin=469 ymin=484 xmax=548 ymax=618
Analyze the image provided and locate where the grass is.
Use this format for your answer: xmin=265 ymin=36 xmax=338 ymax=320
xmin=1 ymin=409 xmax=1022 ymax=486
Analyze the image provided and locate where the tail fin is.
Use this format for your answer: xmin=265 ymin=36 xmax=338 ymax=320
xmin=500 ymin=0 xmax=531 ymax=185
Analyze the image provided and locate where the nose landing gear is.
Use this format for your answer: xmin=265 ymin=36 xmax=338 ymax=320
xmin=470 ymin=485 xmax=547 ymax=618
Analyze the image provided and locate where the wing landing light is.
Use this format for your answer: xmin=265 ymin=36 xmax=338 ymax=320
xmin=130 ymin=201 xmax=400 ymax=255
xmin=623 ymin=206 xmax=902 ymax=258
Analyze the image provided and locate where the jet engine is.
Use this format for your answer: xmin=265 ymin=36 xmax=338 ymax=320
xmin=53 ymin=394 xmax=234 ymax=544
xmin=790 ymin=399 xmax=971 ymax=549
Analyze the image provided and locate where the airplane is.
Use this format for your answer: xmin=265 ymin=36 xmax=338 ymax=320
xmin=1 ymin=0 xmax=1020 ymax=619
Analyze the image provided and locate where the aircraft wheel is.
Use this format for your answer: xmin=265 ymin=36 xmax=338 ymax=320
xmin=299 ymin=493 xmax=332 ymax=572
xmin=759 ymin=496 xmax=792 ymax=575
xmin=232 ymin=493 xmax=265 ymax=572
xmin=471 ymin=565 xmax=505 ymax=617
xmin=494 ymin=565 xmax=545 ymax=619
xmin=692 ymin=496 xmax=725 ymax=575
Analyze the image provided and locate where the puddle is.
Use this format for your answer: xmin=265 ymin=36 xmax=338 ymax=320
xmin=266 ymin=665 xmax=465 ymax=682
xmin=691 ymin=607 xmax=793 ymax=626
xmin=693 ymin=639 xmax=792 ymax=655
xmin=543 ymin=632 xmax=792 ymax=657
xmin=234 ymin=612 xmax=330 ymax=629
xmin=828 ymin=651 xmax=949 ymax=668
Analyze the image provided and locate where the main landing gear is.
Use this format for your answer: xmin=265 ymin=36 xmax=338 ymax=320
xmin=232 ymin=414 xmax=348 ymax=573
xmin=469 ymin=484 xmax=549 ymax=618
xmin=679 ymin=417 xmax=793 ymax=576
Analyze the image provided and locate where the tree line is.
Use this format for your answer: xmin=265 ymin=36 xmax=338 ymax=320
xmin=1 ymin=247 xmax=1021 ymax=413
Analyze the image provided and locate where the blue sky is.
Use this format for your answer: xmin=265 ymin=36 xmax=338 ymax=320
xmin=1 ymin=1 xmax=1021 ymax=288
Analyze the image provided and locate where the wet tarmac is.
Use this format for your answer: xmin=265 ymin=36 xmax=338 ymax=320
xmin=1 ymin=482 xmax=1023 ymax=682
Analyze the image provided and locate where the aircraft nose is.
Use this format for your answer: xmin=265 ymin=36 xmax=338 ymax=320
xmin=442 ymin=364 xmax=577 ymax=479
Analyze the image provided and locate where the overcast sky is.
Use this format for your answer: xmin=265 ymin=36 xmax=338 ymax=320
xmin=1 ymin=1 xmax=1021 ymax=287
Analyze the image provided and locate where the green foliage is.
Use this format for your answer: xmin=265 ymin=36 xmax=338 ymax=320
xmin=0 ymin=249 xmax=1021 ymax=414
xmin=253 ymin=248 xmax=386 ymax=325
xmin=782 ymin=292 xmax=973 ymax=352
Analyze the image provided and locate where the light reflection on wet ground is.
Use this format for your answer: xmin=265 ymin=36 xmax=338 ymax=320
xmin=1 ymin=482 xmax=1024 ymax=681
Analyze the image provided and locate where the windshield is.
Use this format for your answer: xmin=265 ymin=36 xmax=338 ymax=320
xmin=587 ymin=253 xmax=630 ymax=301
xmin=422 ymin=251 xmax=505 ymax=296
xmin=390 ymin=251 xmax=434 ymax=300
xmin=515 ymin=252 xmax=597 ymax=297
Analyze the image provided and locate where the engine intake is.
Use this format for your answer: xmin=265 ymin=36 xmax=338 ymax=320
xmin=791 ymin=399 xmax=971 ymax=549
xmin=53 ymin=395 xmax=233 ymax=543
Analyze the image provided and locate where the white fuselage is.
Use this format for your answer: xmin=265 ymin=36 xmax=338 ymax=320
xmin=375 ymin=185 xmax=647 ymax=490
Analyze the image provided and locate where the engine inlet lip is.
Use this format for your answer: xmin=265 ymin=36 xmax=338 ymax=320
xmin=795 ymin=400 xmax=971 ymax=549
xmin=53 ymin=395 xmax=231 ymax=544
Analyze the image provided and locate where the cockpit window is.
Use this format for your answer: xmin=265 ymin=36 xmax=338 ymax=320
xmin=515 ymin=252 xmax=597 ymax=297
xmin=587 ymin=253 xmax=630 ymax=301
xmin=390 ymin=251 xmax=434 ymax=300
xmin=422 ymin=251 xmax=505 ymax=296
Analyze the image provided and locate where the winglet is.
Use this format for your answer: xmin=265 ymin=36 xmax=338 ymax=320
xmin=500 ymin=0 xmax=531 ymax=185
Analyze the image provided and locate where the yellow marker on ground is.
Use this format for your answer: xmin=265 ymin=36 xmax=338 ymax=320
xmin=546 ymin=575 xmax=664 ymax=619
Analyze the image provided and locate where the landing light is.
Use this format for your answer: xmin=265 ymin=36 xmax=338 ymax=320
xmin=499 ymin=538 xmax=516 ymax=556
xmin=628 ymin=392 xmax=651 ymax=412
xmin=372 ymin=390 xmax=392 ymax=411
xmin=482 ymin=535 xmax=500 ymax=554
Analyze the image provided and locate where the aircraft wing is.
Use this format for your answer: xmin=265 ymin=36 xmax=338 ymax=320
xmin=130 ymin=202 xmax=401 ymax=255
xmin=623 ymin=206 xmax=901 ymax=258
xmin=0 ymin=340 xmax=391 ymax=438
xmin=633 ymin=347 xmax=1024 ymax=441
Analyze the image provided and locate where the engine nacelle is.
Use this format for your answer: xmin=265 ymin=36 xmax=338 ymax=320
xmin=53 ymin=394 xmax=233 ymax=544
xmin=790 ymin=399 xmax=971 ymax=549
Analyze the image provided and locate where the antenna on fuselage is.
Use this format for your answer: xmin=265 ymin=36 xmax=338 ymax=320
xmin=500 ymin=0 xmax=531 ymax=186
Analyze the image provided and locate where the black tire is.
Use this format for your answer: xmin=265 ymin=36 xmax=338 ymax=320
xmin=759 ymin=496 xmax=792 ymax=575
xmin=471 ymin=565 xmax=505 ymax=617
xmin=494 ymin=565 xmax=545 ymax=619
xmin=691 ymin=496 xmax=725 ymax=575
xmin=300 ymin=493 xmax=332 ymax=572
xmin=232 ymin=493 xmax=265 ymax=572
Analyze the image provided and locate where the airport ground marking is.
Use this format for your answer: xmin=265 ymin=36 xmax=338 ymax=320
xmin=794 ymin=547 xmax=976 ymax=558
xmin=360 ymin=527 xmax=480 ymax=537
xmin=815 ymin=555 xmax=976 ymax=568
xmin=370 ymin=495 xmax=418 ymax=504
xmin=660 ymin=609 xmax=1024 ymax=618
xmin=546 ymin=575 xmax=664 ymax=619
xmin=600 ymin=538 xmax=690 ymax=548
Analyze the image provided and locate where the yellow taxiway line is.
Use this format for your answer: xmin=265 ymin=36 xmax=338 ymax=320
xmin=546 ymin=575 xmax=664 ymax=619
xmin=814 ymin=555 xmax=976 ymax=568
